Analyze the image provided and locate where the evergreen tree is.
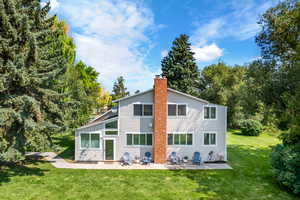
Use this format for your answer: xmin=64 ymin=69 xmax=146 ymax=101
xmin=0 ymin=0 xmax=69 ymax=160
xmin=111 ymin=76 xmax=129 ymax=100
xmin=161 ymin=34 xmax=200 ymax=95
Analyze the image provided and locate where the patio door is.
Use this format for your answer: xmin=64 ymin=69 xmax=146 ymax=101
xmin=104 ymin=139 xmax=114 ymax=160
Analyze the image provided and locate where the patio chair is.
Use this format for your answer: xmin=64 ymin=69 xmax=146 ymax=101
xmin=170 ymin=152 xmax=179 ymax=164
xmin=207 ymin=151 xmax=214 ymax=161
xmin=192 ymin=152 xmax=202 ymax=165
xmin=141 ymin=152 xmax=152 ymax=165
xmin=121 ymin=152 xmax=132 ymax=166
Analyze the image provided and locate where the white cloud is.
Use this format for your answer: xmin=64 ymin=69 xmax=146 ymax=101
xmin=192 ymin=19 xmax=223 ymax=46
xmin=191 ymin=43 xmax=223 ymax=62
xmin=161 ymin=50 xmax=168 ymax=58
xmin=41 ymin=0 xmax=60 ymax=10
xmin=191 ymin=0 xmax=275 ymax=45
xmin=50 ymin=0 xmax=59 ymax=10
xmin=57 ymin=0 xmax=159 ymax=92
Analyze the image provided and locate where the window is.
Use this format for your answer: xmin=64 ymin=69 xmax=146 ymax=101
xmin=204 ymin=133 xmax=216 ymax=145
xmin=133 ymin=134 xmax=139 ymax=145
xmin=127 ymin=134 xmax=132 ymax=145
xmin=105 ymin=130 xmax=118 ymax=135
xmin=146 ymin=134 xmax=152 ymax=145
xmin=81 ymin=134 xmax=90 ymax=148
xmin=91 ymin=134 xmax=100 ymax=148
xmin=168 ymin=104 xmax=187 ymax=116
xmin=140 ymin=134 xmax=146 ymax=145
xmin=105 ymin=120 xmax=117 ymax=129
xmin=168 ymin=133 xmax=193 ymax=145
xmin=143 ymin=104 xmax=153 ymax=116
xmin=105 ymin=120 xmax=118 ymax=135
xmin=204 ymin=106 xmax=216 ymax=119
xmin=133 ymin=104 xmax=153 ymax=116
xmin=178 ymin=105 xmax=187 ymax=116
xmin=80 ymin=133 xmax=101 ymax=148
xmin=168 ymin=104 xmax=177 ymax=116
xmin=168 ymin=134 xmax=173 ymax=145
xmin=134 ymin=104 xmax=143 ymax=116
xmin=174 ymin=134 xmax=180 ymax=145
xmin=126 ymin=133 xmax=153 ymax=146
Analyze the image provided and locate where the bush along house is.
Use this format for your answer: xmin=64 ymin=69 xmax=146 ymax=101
xmin=75 ymin=75 xmax=227 ymax=163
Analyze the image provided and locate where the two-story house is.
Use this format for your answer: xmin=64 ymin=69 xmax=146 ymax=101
xmin=75 ymin=75 xmax=227 ymax=163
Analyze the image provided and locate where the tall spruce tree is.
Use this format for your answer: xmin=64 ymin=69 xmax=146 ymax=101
xmin=0 ymin=0 xmax=69 ymax=161
xmin=111 ymin=76 xmax=129 ymax=101
xmin=161 ymin=34 xmax=200 ymax=95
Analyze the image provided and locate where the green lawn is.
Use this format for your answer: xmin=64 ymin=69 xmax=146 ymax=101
xmin=0 ymin=130 xmax=299 ymax=200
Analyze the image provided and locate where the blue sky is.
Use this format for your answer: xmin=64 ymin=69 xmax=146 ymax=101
xmin=45 ymin=0 xmax=278 ymax=92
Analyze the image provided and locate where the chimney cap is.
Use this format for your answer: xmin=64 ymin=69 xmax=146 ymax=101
xmin=155 ymin=75 xmax=161 ymax=78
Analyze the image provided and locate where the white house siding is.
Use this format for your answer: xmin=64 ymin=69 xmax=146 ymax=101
xmin=117 ymin=91 xmax=154 ymax=160
xmin=166 ymin=91 xmax=227 ymax=161
xmin=75 ymin=89 xmax=227 ymax=162
xmin=75 ymin=123 xmax=105 ymax=161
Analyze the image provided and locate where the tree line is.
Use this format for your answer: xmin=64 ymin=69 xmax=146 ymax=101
xmin=162 ymin=1 xmax=299 ymax=133
xmin=161 ymin=0 xmax=299 ymax=194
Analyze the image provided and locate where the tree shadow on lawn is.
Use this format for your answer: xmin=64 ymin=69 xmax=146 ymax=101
xmin=52 ymin=133 xmax=75 ymax=161
xmin=171 ymin=145 xmax=297 ymax=200
xmin=0 ymin=156 xmax=48 ymax=186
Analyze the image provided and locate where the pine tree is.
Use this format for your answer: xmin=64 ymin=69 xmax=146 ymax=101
xmin=111 ymin=76 xmax=129 ymax=100
xmin=0 ymin=0 xmax=69 ymax=161
xmin=161 ymin=34 xmax=200 ymax=95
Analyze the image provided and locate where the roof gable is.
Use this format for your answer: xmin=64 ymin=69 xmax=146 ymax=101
xmin=112 ymin=88 xmax=153 ymax=103
xmin=167 ymin=88 xmax=209 ymax=104
xmin=112 ymin=87 xmax=209 ymax=104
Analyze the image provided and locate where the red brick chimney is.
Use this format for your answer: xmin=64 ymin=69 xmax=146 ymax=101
xmin=153 ymin=75 xmax=167 ymax=163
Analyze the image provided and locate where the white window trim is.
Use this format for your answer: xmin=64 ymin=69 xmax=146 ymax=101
xmin=203 ymin=105 xmax=217 ymax=120
xmin=133 ymin=103 xmax=154 ymax=118
xmin=79 ymin=131 xmax=102 ymax=150
xmin=103 ymin=137 xmax=116 ymax=161
xmin=104 ymin=119 xmax=119 ymax=136
xmin=125 ymin=132 xmax=153 ymax=147
xmin=203 ymin=132 xmax=217 ymax=146
xmin=167 ymin=132 xmax=194 ymax=146
xmin=167 ymin=103 xmax=188 ymax=117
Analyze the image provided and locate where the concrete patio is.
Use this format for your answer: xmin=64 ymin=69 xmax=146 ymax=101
xmin=26 ymin=152 xmax=232 ymax=170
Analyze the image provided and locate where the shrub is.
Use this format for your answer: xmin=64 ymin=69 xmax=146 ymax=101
xmin=240 ymin=119 xmax=263 ymax=136
xmin=0 ymin=146 xmax=25 ymax=163
xmin=279 ymin=122 xmax=300 ymax=146
xmin=270 ymin=144 xmax=300 ymax=195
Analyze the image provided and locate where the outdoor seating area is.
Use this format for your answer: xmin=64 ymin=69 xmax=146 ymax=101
xmin=28 ymin=152 xmax=232 ymax=170
xmin=119 ymin=151 xmax=226 ymax=168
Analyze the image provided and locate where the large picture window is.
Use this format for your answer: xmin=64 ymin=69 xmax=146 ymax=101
xmin=80 ymin=133 xmax=101 ymax=148
xmin=105 ymin=120 xmax=118 ymax=135
xmin=168 ymin=104 xmax=187 ymax=116
xmin=126 ymin=133 xmax=153 ymax=146
xmin=204 ymin=106 xmax=216 ymax=119
xmin=168 ymin=133 xmax=193 ymax=145
xmin=204 ymin=133 xmax=216 ymax=145
xmin=133 ymin=104 xmax=153 ymax=116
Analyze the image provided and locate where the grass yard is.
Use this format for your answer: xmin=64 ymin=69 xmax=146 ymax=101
xmin=0 ymin=130 xmax=299 ymax=200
